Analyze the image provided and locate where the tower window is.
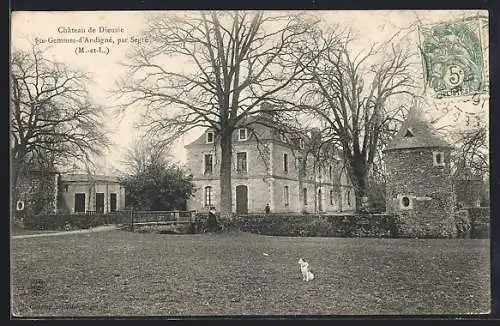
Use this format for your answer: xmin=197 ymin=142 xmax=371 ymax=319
xmin=398 ymin=195 xmax=414 ymax=210
xmin=433 ymin=151 xmax=445 ymax=167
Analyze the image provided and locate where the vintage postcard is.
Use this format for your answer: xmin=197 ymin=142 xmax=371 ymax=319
xmin=10 ymin=10 xmax=490 ymax=317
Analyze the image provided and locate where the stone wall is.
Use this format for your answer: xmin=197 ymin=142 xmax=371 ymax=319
xmin=385 ymin=147 xmax=455 ymax=237
xmin=14 ymin=171 xmax=58 ymax=219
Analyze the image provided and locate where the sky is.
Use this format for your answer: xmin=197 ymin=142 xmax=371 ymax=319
xmin=11 ymin=10 xmax=488 ymax=175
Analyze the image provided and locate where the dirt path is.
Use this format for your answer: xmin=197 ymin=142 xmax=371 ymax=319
xmin=11 ymin=225 xmax=119 ymax=239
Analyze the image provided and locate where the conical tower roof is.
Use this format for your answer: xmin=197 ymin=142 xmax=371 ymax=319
xmin=384 ymin=106 xmax=453 ymax=151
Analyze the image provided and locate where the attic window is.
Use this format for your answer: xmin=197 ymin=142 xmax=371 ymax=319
xmin=238 ymin=128 xmax=248 ymax=141
xmin=404 ymin=129 xmax=414 ymax=137
xmin=206 ymin=131 xmax=214 ymax=144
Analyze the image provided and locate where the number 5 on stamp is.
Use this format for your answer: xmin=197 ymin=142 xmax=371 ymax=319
xmin=419 ymin=17 xmax=488 ymax=99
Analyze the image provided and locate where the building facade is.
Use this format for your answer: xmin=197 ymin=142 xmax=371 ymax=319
xmin=58 ymin=174 xmax=126 ymax=214
xmin=13 ymin=172 xmax=125 ymax=217
xmin=185 ymin=106 xmax=355 ymax=214
xmin=384 ymin=107 xmax=456 ymax=237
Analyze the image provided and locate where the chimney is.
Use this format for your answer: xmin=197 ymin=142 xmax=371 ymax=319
xmin=310 ymin=128 xmax=321 ymax=140
xmin=260 ymin=102 xmax=275 ymax=116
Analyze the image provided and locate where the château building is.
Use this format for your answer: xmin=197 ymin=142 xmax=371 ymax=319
xmin=185 ymin=103 xmax=355 ymax=214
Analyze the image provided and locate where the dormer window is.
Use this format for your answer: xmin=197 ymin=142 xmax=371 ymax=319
xmin=206 ymin=131 xmax=214 ymax=144
xmin=404 ymin=128 xmax=414 ymax=137
xmin=238 ymin=128 xmax=248 ymax=141
xmin=433 ymin=151 xmax=445 ymax=167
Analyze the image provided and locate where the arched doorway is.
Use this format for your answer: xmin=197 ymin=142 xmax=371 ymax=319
xmin=236 ymin=185 xmax=248 ymax=214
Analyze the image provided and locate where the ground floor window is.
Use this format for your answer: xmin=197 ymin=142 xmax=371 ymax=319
xmin=303 ymin=188 xmax=308 ymax=205
xmin=284 ymin=186 xmax=289 ymax=207
xmin=330 ymin=189 xmax=334 ymax=205
xmin=204 ymin=186 xmax=212 ymax=207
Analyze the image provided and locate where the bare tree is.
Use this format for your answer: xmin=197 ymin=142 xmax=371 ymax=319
xmin=10 ymin=44 xmax=110 ymax=197
xmin=297 ymin=28 xmax=416 ymax=211
xmin=115 ymin=11 xmax=321 ymax=218
xmin=452 ymin=125 xmax=489 ymax=177
xmin=120 ymin=136 xmax=172 ymax=176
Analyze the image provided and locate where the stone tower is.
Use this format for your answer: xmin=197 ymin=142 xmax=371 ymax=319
xmin=383 ymin=107 xmax=456 ymax=238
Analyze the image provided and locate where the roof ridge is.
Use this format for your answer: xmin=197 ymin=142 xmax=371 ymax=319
xmin=384 ymin=107 xmax=453 ymax=151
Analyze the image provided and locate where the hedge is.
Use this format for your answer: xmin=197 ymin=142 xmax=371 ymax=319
xmin=23 ymin=213 xmax=127 ymax=231
xmin=194 ymin=211 xmax=488 ymax=239
xmin=467 ymin=207 xmax=490 ymax=239
xmin=194 ymin=213 xmax=398 ymax=238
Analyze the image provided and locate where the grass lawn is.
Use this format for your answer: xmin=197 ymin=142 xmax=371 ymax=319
xmin=11 ymin=231 xmax=490 ymax=316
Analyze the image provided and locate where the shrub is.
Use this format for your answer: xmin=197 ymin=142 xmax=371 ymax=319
xmin=467 ymin=207 xmax=490 ymax=239
xmin=454 ymin=210 xmax=471 ymax=238
xmin=23 ymin=213 xmax=118 ymax=230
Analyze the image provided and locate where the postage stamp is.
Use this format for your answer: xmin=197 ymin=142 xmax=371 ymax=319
xmin=419 ymin=17 xmax=488 ymax=99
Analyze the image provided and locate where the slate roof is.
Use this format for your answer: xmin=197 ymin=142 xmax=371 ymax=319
xmin=184 ymin=113 xmax=294 ymax=148
xmin=384 ymin=106 xmax=453 ymax=151
xmin=59 ymin=174 xmax=120 ymax=183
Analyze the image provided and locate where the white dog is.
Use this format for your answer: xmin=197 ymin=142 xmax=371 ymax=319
xmin=298 ymin=258 xmax=314 ymax=282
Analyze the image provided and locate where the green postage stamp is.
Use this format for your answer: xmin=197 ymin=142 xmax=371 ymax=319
xmin=419 ymin=17 xmax=488 ymax=99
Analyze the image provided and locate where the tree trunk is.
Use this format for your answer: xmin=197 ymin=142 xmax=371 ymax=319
xmin=350 ymin=158 xmax=369 ymax=212
xmin=219 ymin=131 xmax=233 ymax=219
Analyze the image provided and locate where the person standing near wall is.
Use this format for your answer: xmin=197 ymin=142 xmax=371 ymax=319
xmin=207 ymin=206 xmax=218 ymax=232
